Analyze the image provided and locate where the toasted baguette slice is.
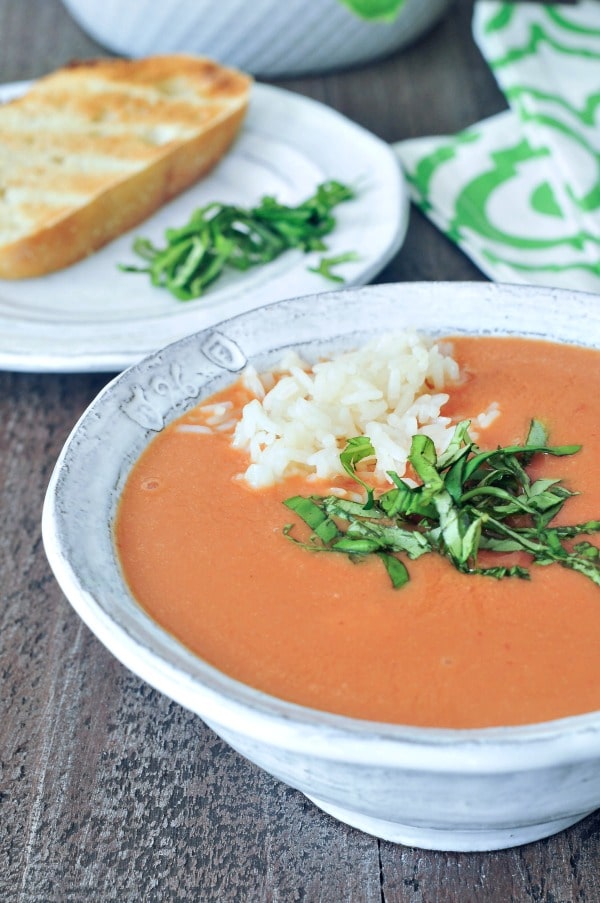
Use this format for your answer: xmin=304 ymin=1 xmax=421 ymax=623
xmin=0 ymin=54 xmax=252 ymax=279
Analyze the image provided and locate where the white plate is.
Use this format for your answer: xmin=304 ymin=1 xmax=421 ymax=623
xmin=0 ymin=80 xmax=408 ymax=372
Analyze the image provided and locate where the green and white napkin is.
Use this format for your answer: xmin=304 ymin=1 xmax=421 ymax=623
xmin=394 ymin=1 xmax=600 ymax=291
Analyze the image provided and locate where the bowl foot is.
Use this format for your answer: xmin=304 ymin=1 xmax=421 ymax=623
xmin=305 ymin=795 xmax=590 ymax=851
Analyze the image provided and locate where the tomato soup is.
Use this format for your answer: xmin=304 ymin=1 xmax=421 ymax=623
xmin=114 ymin=337 xmax=600 ymax=728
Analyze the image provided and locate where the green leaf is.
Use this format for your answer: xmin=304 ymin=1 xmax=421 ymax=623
xmin=380 ymin=480 xmax=436 ymax=519
xmin=526 ymin=418 xmax=546 ymax=444
xmin=345 ymin=520 xmax=430 ymax=558
xmin=324 ymin=496 xmax=384 ymax=521
xmin=340 ymin=436 xmax=376 ymax=508
xmin=561 ymin=548 xmax=600 ymax=586
xmin=378 ymin=553 xmax=410 ymax=589
xmin=437 ymin=420 xmax=473 ymax=469
xmin=308 ymin=251 xmax=360 ymax=283
xmin=283 ymin=496 xmax=340 ymax=544
xmin=408 ymin=434 xmax=444 ymax=501
xmin=464 ymin=440 xmax=582 ymax=482
xmin=433 ymin=490 xmax=473 ymax=564
xmin=333 ymin=536 xmax=382 ymax=554
xmin=469 ymin=564 xmax=531 ymax=581
xmin=553 ymin=519 xmax=600 ymax=538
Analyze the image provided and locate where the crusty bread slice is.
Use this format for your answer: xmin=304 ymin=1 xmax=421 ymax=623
xmin=0 ymin=54 xmax=252 ymax=279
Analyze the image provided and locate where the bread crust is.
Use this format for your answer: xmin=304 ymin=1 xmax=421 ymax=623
xmin=0 ymin=55 xmax=252 ymax=279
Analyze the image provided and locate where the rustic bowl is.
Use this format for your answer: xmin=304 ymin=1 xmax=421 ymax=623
xmin=42 ymin=282 xmax=600 ymax=851
xmin=60 ymin=0 xmax=453 ymax=77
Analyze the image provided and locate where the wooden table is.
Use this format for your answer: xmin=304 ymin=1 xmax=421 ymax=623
xmin=2 ymin=1 xmax=599 ymax=900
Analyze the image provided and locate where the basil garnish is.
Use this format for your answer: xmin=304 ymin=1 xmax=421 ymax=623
xmin=119 ymin=180 xmax=356 ymax=300
xmin=284 ymin=419 xmax=600 ymax=589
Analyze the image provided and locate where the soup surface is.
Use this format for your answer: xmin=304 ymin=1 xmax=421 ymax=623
xmin=115 ymin=337 xmax=600 ymax=728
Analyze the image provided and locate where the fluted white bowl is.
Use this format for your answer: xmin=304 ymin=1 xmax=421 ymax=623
xmin=60 ymin=0 xmax=453 ymax=77
xmin=42 ymin=282 xmax=600 ymax=851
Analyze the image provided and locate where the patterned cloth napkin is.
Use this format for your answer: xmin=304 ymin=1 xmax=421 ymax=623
xmin=394 ymin=1 xmax=600 ymax=291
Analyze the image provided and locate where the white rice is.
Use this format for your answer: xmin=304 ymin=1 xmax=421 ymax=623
xmin=231 ymin=331 xmax=491 ymax=489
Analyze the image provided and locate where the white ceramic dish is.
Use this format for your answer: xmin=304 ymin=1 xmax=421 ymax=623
xmin=61 ymin=0 xmax=454 ymax=78
xmin=0 ymin=81 xmax=407 ymax=373
xmin=42 ymin=282 xmax=600 ymax=852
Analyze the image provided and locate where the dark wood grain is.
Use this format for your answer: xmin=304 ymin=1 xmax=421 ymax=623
xmin=1 ymin=2 xmax=599 ymax=901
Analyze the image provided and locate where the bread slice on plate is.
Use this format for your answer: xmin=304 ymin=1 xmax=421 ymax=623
xmin=0 ymin=54 xmax=252 ymax=279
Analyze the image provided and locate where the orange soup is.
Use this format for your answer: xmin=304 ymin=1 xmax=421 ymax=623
xmin=114 ymin=337 xmax=600 ymax=728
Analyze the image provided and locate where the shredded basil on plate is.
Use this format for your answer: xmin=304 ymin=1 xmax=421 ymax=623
xmin=119 ymin=180 xmax=357 ymax=300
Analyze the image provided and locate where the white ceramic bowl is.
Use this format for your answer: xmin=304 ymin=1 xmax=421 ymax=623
xmin=42 ymin=282 xmax=600 ymax=852
xmin=60 ymin=0 xmax=454 ymax=77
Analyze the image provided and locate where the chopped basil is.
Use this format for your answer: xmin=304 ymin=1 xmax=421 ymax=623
xmin=119 ymin=180 xmax=357 ymax=300
xmin=283 ymin=419 xmax=600 ymax=590
xmin=308 ymin=251 xmax=360 ymax=283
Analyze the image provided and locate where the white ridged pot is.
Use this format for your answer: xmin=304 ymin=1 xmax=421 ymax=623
xmin=42 ymin=282 xmax=600 ymax=851
xmin=60 ymin=0 xmax=454 ymax=77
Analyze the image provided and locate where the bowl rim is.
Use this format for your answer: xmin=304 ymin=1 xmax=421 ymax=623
xmin=42 ymin=280 xmax=600 ymax=771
